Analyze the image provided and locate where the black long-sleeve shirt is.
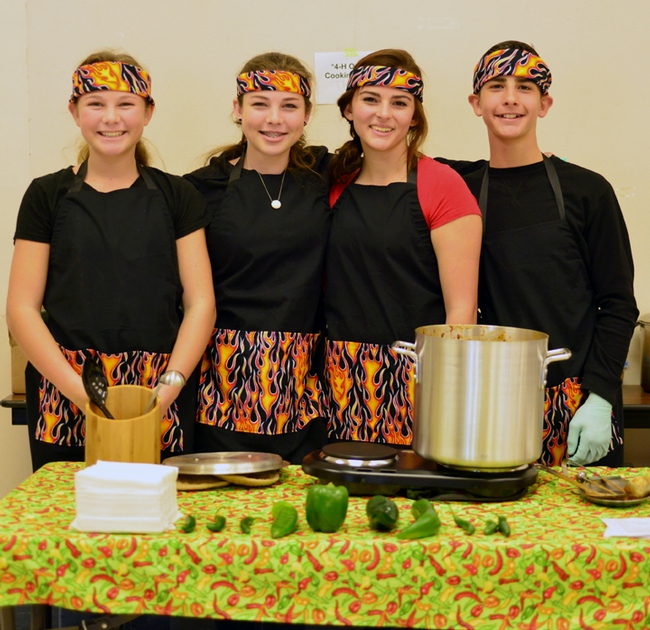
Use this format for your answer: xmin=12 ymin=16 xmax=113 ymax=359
xmin=438 ymin=156 xmax=638 ymax=405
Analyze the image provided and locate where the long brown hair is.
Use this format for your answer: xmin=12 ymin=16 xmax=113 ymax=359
xmin=205 ymin=52 xmax=316 ymax=173
xmin=73 ymin=50 xmax=153 ymax=167
xmin=329 ymin=49 xmax=428 ymax=184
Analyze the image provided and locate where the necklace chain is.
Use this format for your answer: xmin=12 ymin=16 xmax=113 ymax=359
xmin=257 ymin=170 xmax=287 ymax=210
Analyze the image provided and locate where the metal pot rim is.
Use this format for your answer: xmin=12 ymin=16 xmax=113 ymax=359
xmin=414 ymin=323 xmax=549 ymax=342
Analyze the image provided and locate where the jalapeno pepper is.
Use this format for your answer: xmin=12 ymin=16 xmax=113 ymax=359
xmin=240 ymin=516 xmax=255 ymax=534
xmin=366 ymin=495 xmax=399 ymax=531
xmin=498 ymin=515 xmax=511 ymax=537
xmin=396 ymin=499 xmax=441 ymax=540
xmin=206 ymin=514 xmax=226 ymax=533
xmin=179 ymin=515 xmax=196 ymax=533
xmin=483 ymin=519 xmax=499 ymax=535
xmin=271 ymin=501 xmax=298 ymax=538
xmin=306 ymin=483 xmax=349 ymax=533
xmin=451 ymin=509 xmax=475 ymax=535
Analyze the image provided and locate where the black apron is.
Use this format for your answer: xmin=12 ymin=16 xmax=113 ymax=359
xmin=27 ymin=162 xmax=193 ymax=467
xmin=478 ymin=157 xmax=621 ymax=465
xmin=194 ymin=157 xmax=329 ymax=463
xmin=323 ymin=169 xmax=445 ymax=444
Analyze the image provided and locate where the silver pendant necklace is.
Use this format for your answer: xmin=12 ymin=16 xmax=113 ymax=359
xmin=257 ymin=170 xmax=286 ymax=210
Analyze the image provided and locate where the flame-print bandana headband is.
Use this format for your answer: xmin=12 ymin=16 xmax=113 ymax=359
xmin=346 ymin=65 xmax=424 ymax=102
xmin=236 ymin=70 xmax=312 ymax=100
xmin=473 ymin=48 xmax=552 ymax=95
xmin=70 ymin=61 xmax=155 ymax=105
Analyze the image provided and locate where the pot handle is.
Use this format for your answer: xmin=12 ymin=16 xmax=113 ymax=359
xmin=541 ymin=347 xmax=572 ymax=387
xmin=391 ymin=340 xmax=419 ymax=382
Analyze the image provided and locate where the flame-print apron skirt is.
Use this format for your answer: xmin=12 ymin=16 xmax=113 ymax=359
xmin=28 ymin=162 xmax=187 ymax=453
xmin=323 ymin=171 xmax=446 ymax=445
xmin=196 ymin=329 xmax=325 ymax=435
xmin=325 ymin=341 xmax=416 ymax=444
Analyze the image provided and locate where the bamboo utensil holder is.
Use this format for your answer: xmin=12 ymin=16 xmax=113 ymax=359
xmin=85 ymin=385 xmax=161 ymax=466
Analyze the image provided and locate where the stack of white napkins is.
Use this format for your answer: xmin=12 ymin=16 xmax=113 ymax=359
xmin=602 ymin=518 xmax=650 ymax=539
xmin=71 ymin=460 xmax=182 ymax=533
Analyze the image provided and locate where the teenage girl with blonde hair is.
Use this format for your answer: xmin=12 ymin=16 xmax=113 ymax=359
xmin=7 ymin=50 xmax=215 ymax=471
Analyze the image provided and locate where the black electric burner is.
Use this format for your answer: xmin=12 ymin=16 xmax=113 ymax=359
xmin=301 ymin=442 xmax=538 ymax=502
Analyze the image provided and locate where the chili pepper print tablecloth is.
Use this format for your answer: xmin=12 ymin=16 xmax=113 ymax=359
xmin=1 ymin=462 xmax=650 ymax=629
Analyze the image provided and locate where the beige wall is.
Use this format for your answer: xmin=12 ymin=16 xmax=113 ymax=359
xmin=1 ymin=0 xmax=648 ymax=496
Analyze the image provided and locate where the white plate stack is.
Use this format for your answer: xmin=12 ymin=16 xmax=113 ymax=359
xmin=71 ymin=460 xmax=182 ymax=533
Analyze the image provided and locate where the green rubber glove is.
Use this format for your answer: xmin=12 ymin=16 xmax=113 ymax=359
xmin=567 ymin=392 xmax=612 ymax=465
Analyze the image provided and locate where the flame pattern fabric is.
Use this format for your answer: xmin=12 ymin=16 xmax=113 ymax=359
xmin=472 ymin=48 xmax=552 ymax=94
xmin=324 ymin=341 xmax=414 ymax=444
xmin=36 ymin=348 xmax=181 ymax=450
xmin=345 ymin=65 xmax=424 ymax=101
xmin=70 ymin=61 xmax=155 ymax=105
xmin=542 ymin=377 xmax=622 ymax=466
xmin=197 ymin=329 xmax=325 ymax=434
xmin=236 ymin=70 xmax=312 ymax=99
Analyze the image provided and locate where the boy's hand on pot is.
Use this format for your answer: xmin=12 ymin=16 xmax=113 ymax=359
xmin=567 ymin=393 xmax=612 ymax=465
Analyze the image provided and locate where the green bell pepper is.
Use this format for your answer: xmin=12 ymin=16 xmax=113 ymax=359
xmin=306 ymin=483 xmax=348 ymax=533
xmin=366 ymin=495 xmax=399 ymax=531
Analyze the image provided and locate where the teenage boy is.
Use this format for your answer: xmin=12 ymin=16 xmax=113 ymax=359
xmin=450 ymin=41 xmax=637 ymax=466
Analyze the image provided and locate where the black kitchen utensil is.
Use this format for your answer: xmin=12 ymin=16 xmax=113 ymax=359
xmin=82 ymin=355 xmax=114 ymax=419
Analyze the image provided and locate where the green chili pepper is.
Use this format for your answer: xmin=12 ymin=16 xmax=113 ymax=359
xmin=412 ymin=545 xmax=426 ymax=561
xmin=305 ymin=483 xmax=349 ymax=533
xmin=271 ymin=501 xmax=298 ymax=538
xmin=206 ymin=514 xmax=226 ymax=532
xmin=451 ymin=509 xmax=475 ymax=535
xmin=411 ymin=498 xmax=435 ymax=519
xmin=240 ymin=516 xmax=255 ymax=534
xmin=180 ymin=515 xmax=196 ymax=533
xmin=366 ymin=495 xmax=399 ymax=531
xmin=522 ymin=604 xmax=535 ymax=620
xmin=396 ymin=500 xmax=441 ymax=540
xmin=498 ymin=515 xmax=511 ymax=537
xmin=483 ymin=520 xmax=499 ymax=535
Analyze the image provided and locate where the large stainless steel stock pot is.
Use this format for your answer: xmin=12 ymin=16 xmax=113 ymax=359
xmin=393 ymin=325 xmax=571 ymax=471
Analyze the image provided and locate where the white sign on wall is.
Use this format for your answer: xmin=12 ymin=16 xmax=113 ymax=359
xmin=314 ymin=50 xmax=371 ymax=105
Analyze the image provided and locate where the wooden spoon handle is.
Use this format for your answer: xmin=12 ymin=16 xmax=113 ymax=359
xmin=535 ymin=464 xmax=585 ymax=488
